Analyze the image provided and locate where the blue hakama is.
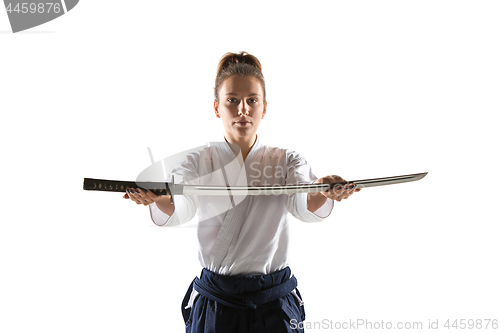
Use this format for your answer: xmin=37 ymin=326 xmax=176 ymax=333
xmin=182 ymin=267 xmax=306 ymax=332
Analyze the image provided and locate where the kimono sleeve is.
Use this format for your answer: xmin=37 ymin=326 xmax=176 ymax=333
xmin=285 ymin=150 xmax=334 ymax=222
xmin=148 ymin=153 xmax=200 ymax=226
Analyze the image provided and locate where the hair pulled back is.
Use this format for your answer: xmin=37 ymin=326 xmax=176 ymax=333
xmin=214 ymin=51 xmax=266 ymax=102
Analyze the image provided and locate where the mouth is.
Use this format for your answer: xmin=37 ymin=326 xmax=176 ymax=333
xmin=235 ymin=121 xmax=251 ymax=126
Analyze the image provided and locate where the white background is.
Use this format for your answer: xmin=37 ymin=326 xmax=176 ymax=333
xmin=1 ymin=1 xmax=499 ymax=332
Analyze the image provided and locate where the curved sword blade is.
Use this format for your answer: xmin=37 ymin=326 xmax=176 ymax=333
xmin=180 ymin=172 xmax=428 ymax=196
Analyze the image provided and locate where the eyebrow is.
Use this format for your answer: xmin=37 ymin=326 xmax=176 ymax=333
xmin=225 ymin=93 xmax=260 ymax=96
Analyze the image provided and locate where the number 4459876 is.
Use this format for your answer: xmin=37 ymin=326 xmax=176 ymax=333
xmin=6 ymin=3 xmax=62 ymax=14
xmin=444 ymin=319 xmax=498 ymax=330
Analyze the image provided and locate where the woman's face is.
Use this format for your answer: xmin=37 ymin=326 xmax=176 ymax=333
xmin=214 ymin=75 xmax=267 ymax=144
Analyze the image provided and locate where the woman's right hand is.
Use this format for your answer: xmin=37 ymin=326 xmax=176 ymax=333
xmin=123 ymin=188 xmax=162 ymax=206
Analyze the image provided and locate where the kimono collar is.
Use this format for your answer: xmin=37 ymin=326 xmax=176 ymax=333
xmin=222 ymin=135 xmax=262 ymax=163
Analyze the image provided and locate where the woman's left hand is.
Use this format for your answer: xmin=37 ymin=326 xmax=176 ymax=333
xmin=313 ymin=175 xmax=361 ymax=202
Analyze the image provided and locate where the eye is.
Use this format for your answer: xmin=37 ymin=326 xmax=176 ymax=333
xmin=227 ymin=98 xmax=237 ymax=103
xmin=249 ymin=98 xmax=258 ymax=103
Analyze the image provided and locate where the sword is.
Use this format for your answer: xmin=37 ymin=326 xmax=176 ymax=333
xmin=83 ymin=172 xmax=427 ymax=197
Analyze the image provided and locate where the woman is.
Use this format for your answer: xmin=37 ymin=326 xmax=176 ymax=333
xmin=124 ymin=52 xmax=360 ymax=332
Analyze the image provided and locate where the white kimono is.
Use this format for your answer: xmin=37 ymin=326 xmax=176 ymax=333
xmin=149 ymin=136 xmax=334 ymax=276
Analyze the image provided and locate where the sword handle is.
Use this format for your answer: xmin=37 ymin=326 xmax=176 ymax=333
xmin=83 ymin=178 xmax=172 ymax=196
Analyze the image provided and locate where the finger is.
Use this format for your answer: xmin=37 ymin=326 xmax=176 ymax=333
xmin=128 ymin=189 xmax=142 ymax=205
xmin=337 ymin=187 xmax=353 ymax=201
xmin=322 ymin=191 xmax=336 ymax=201
xmin=324 ymin=189 xmax=342 ymax=202
xmin=336 ymin=184 xmax=351 ymax=197
xmin=136 ymin=188 xmax=155 ymax=205
xmin=142 ymin=188 xmax=160 ymax=201
xmin=329 ymin=181 xmax=358 ymax=202
xmin=349 ymin=183 xmax=361 ymax=193
xmin=324 ymin=185 xmax=344 ymax=201
xmin=346 ymin=184 xmax=356 ymax=196
xmin=331 ymin=185 xmax=344 ymax=197
xmin=133 ymin=188 xmax=147 ymax=205
xmin=324 ymin=185 xmax=342 ymax=198
xmin=127 ymin=188 xmax=141 ymax=204
xmin=345 ymin=191 xmax=354 ymax=197
xmin=129 ymin=188 xmax=142 ymax=204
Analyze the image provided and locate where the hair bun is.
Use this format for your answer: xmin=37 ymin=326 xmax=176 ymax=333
xmin=219 ymin=51 xmax=263 ymax=72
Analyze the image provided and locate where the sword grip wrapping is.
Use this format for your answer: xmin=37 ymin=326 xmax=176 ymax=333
xmin=83 ymin=178 xmax=171 ymax=196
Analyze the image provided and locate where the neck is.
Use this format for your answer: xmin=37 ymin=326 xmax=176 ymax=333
xmin=224 ymin=134 xmax=257 ymax=161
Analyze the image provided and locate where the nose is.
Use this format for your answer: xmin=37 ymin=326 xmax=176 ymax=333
xmin=238 ymin=101 xmax=250 ymax=116
xmin=238 ymin=107 xmax=250 ymax=116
